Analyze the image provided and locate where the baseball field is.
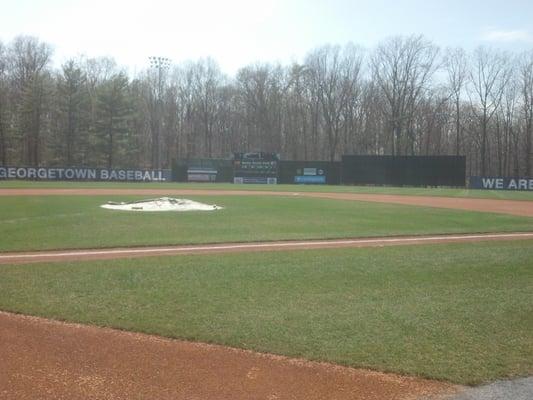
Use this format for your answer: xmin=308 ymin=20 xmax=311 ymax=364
xmin=1 ymin=181 xmax=532 ymax=399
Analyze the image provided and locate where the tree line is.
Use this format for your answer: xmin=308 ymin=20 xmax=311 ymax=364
xmin=0 ymin=35 xmax=532 ymax=177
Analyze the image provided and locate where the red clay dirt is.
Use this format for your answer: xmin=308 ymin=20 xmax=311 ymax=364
xmin=0 ymin=311 xmax=459 ymax=400
xmin=1 ymin=187 xmax=533 ymax=217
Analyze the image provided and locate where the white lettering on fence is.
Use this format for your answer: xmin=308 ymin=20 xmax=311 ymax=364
xmin=482 ymin=178 xmax=495 ymax=189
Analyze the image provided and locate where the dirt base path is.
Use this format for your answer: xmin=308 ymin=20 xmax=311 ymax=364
xmin=1 ymin=232 xmax=533 ymax=265
xmin=0 ymin=311 xmax=458 ymax=400
xmin=1 ymin=188 xmax=533 ymax=217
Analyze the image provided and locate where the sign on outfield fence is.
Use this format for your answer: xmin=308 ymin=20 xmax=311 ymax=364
xmin=469 ymin=176 xmax=533 ymax=191
xmin=0 ymin=166 xmax=171 ymax=182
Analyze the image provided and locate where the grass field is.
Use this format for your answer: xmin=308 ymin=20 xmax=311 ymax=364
xmin=1 ymin=240 xmax=532 ymax=385
xmin=1 ymin=182 xmax=532 ymax=387
xmin=1 ymin=194 xmax=533 ymax=251
xmin=2 ymin=179 xmax=533 ymax=200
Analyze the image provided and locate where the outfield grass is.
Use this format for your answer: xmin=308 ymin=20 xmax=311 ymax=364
xmin=1 ymin=195 xmax=533 ymax=252
xmin=2 ymin=180 xmax=533 ymax=201
xmin=0 ymin=240 xmax=531 ymax=384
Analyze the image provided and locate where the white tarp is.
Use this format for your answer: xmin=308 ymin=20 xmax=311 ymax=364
xmin=100 ymin=197 xmax=222 ymax=212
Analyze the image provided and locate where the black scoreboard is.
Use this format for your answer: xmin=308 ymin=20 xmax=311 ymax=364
xmin=233 ymin=152 xmax=279 ymax=184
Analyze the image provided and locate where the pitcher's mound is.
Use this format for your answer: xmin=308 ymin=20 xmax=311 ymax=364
xmin=101 ymin=197 xmax=222 ymax=212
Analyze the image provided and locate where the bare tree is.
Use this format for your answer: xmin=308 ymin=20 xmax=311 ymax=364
xmin=215 ymin=83 xmax=240 ymax=156
xmin=302 ymin=64 xmax=323 ymax=159
xmin=236 ymin=64 xmax=286 ymax=153
xmin=283 ymin=63 xmax=316 ymax=160
xmin=84 ymin=57 xmax=117 ymax=90
xmin=520 ymin=51 xmax=533 ymax=176
xmin=415 ymin=89 xmax=451 ymax=156
xmin=173 ymin=63 xmax=196 ymax=159
xmin=498 ymin=72 xmax=519 ymax=176
xmin=192 ymin=58 xmax=223 ymax=158
xmin=371 ymin=35 xmax=439 ymax=155
xmin=306 ymin=44 xmax=363 ymax=161
xmin=444 ymin=47 xmax=468 ymax=156
xmin=358 ymin=80 xmax=387 ymax=155
xmin=468 ymin=47 xmax=511 ymax=175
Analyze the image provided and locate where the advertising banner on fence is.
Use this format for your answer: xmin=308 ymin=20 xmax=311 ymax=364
xmin=294 ymin=166 xmax=326 ymax=184
xmin=0 ymin=166 xmax=171 ymax=182
xmin=234 ymin=177 xmax=277 ymax=184
xmin=294 ymin=175 xmax=326 ymax=184
xmin=187 ymin=168 xmax=217 ymax=182
xmin=469 ymin=176 xmax=533 ymax=191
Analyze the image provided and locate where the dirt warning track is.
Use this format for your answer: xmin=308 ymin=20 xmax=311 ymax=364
xmin=2 ymin=187 xmax=533 ymax=217
xmin=1 ymin=232 xmax=533 ymax=265
xmin=0 ymin=311 xmax=459 ymax=400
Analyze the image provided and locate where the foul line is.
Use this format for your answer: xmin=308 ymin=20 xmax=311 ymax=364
xmin=1 ymin=232 xmax=533 ymax=264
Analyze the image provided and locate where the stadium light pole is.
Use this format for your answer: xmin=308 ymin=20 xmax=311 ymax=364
xmin=149 ymin=56 xmax=171 ymax=170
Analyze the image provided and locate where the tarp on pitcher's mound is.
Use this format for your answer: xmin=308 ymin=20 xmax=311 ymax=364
xmin=101 ymin=197 xmax=222 ymax=212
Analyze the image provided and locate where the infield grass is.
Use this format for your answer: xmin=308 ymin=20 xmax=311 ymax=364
xmin=1 ymin=195 xmax=533 ymax=251
xmin=2 ymin=180 xmax=533 ymax=200
xmin=0 ymin=240 xmax=531 ymax=385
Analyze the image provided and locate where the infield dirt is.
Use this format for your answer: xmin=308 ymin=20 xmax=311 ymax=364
xmin=0 ymin=311 xmax=459 ymax=400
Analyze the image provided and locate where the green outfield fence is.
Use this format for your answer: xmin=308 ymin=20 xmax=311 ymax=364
xmin=171 ymin=155 xmax=466 ymax=187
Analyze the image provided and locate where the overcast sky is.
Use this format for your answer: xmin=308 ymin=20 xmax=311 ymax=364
xmin=2 ymin=0 xmax=533 ymax=74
